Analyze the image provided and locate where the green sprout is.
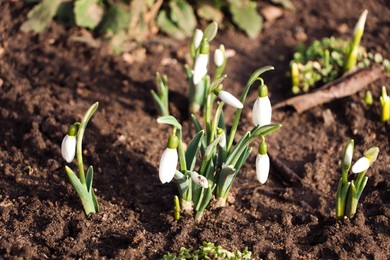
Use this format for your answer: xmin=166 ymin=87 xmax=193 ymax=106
xmin=289 ymin=9 xmax=388 ymax=94
xmin=163 ymin=241 xmax=251 ymax=259
xmin=61 ymin=102 xmax=100 ymax=215
xmin=157 ymin=66 xmax=281 ymax=223
xmin=151 ymin=73 xmax=170 ymax=116
xmin=336 ymin=139 xmax=379 ymax=221
xmin=380 ymin=86 xmax=390 ymax=123
xmin=364 ymin=90 xmax=373 ymax=106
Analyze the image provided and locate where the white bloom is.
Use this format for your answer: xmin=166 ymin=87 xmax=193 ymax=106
xmin=214 ymin=48 xmax=224 ymax=67
xmin=218 ymin=90 xmax=243 ymax=109
xmin=252 ymin=96 xmax=272 ymax=127
xmin=61 ymin=134 xmax=76 ymax=163
xmin=159 ymin=148 xmax=178 ymax=184
xmin=193 ymin=53 xmax=209 ymax=85
xmin=353 ymin=9 xmax=368 ymax=35
xmin=191 ymin=172 xmax=208 ymax=188
xmin=218 ymin=132 xmax=226 ymax=148
xmin=342 ymin=140 xmax=354 ymax=168
xmin=193 ymin=29 xmax=203 ymax=49
xmin=256 ymin=153 xmax=270 ymax=184
xmin=351 ymin=157 xmax=370 ymax=173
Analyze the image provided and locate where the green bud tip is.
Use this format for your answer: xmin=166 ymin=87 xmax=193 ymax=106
xmin=217 ymin=127 xmax=223 ymax=135
xmin=258 ymin=136 xmax=267 ymax=155
xmin=167 ymin=135 xmax=179 ymax=149
xmin=213 ymin=84 xmax=223 ymax=95
xmin=199 ymin=38 xmax=210 ymax=54
xmin=68 ymin=124 xmax=78 ymax=136
xmin=259 ymin=84 xmax=268 ymax=98
xmin=364 ymin=146 xmax=379 ymax=164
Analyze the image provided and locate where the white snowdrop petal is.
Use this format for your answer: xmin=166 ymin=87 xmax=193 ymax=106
xmin=256 ymin=154 xmax=270 ymax=184
xmin=191 ymin=172 xmax=209 ymax=188
xmin=218 ymin=133 xmax=226 ymax=148
xmin=354 ymin=9 xmax=368 ymax=35
xmin=252 ymin=97 xmax=272 ymax=127
xmin=193 ymin=29 xmax=203 ymax=49
xmin=218 ymin=91 xmax=243 ymax=109
xmin=214 ymin=49 xmax=224 ymax=67
xmin=193 ymin=54 xmax=209 ymax=85
xmin=159 ymin=148 xmax=178 ymax=184
xmin=351 ymin=157 xmax=370 ymax=174
xmin=61 ymin=135 xmax=76 ymax=163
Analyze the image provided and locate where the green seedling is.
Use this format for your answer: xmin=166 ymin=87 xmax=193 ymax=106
xmin=151 ymin=73 xmax=170 ymax=116
xmin=380 ymin=86 xmax=390 ymax=123
xmin=61 ymin=102 xmax=100 ymax=215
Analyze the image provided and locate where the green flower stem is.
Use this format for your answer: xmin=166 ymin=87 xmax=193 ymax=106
xmin=227 ymin=66 xmax=274 ymax=151
xmin=76 ymin=102 xmax=99 ymax=185
xmin=354 ymin=170 xmax=367 ymax=192
xmin=177 ymin=128 xmax=187 ymax=172
xmin=209 ymin=101 xmax=224 ymax=143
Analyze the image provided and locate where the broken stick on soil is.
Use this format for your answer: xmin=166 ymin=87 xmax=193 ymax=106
xmin=273 ymin=66 xmax=385 ymax=113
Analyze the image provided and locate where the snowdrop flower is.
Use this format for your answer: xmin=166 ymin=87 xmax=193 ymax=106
xmin=342 ymin=139 xmax=354 ymax=171
xmin=380 ymin=86 xmax=390 ymax=122
xmin=353 ymin=9 xmax=368 ymax=36
xmin=214 ymin=46 xmax=224 ymax=67
xmin=193 ymin=39 xmax=209 ymax=85
xmin=191 ymin=171 xmax=209 ymax=188
xmin=351 ymin=146 xmax=379 ymax=174
xmin=193 ymin=29 xmax=203 ymax=49
xmin=256 ymin=137 xmax=269 ymax=184
xmin=252 ymin=83 xmax=272 ymax=127
xmin=61 ymin=125 xmax=77 ymax=163
xmin=214 ymin=85 xmax=243 ymax=109
xmin=159 ymin=135 xmax=179 ymax=184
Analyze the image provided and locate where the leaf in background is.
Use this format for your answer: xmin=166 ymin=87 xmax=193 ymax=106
xmin=99 ymin=3 xmax=130 ymax=35
xmin=55 ymin=1 xmax=75 ymax=25
xmin=228 ymin=0 xmax=262 ymax=38
xmin=169 ymin=0 xmax=196 ymax=36
xmin=196 ymin=3 xmax=224 ymax=24
xmin=270 ymin=0 xmax=295 ymax=10
xmin=74 ymin=0 xmax=104 ymax=30
xmin=20 ymin=0 xmax=62 ymax=33
xmin=157 ymin=10 xmax=187 ymax=40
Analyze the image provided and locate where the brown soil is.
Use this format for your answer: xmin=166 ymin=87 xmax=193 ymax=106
xmin=1 ymin=0 xmax=389 ymax=259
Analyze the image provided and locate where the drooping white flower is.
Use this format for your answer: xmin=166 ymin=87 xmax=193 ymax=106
xmin=214 ymin=48 xmax=224 ymax=67
xmin=351 ymin=157 xmax=370 ymax=174
xmin=256 ymin=153 xmax=270 ymax=184
xmin=218 ymin=90 xmax=243 ymax=109
xmin=193 ymin=29 xmax=203 ymax=49
xmin=159 ymin=148 xmax=178 ymax=184
xmin=193 ymin=53 xmax=209 ymax=85
xmin=191 ymin=172 xmax=209 ymax=188
xmin=218 ymin=132 xmax=226 ymax=148
xmin=61 ymin=134 xmax=76 ymax=163
xmin=252 ymin=96 xmax=272 ymax=127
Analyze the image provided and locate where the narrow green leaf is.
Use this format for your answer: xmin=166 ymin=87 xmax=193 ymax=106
xmin=169 ymin=0 xmax=197 ymax=36
xmin=174 ymin=170 xmax=190 ymax=196
xmin=65 ymin=166 xmax=96 ymax=215
xmin=226 ymin=132 xmax=251 ymax=165
xmin=157 ymin=115 xmax=182 ymax=130
xmin=151 ymin=90 xmax=169 ymax=116
xmin=252 ymin=124 xmax=282 ymax=137
xmin=157 ymin=10 xmax=187 ymax=40
xmin=203 ymin=21 xmax=218 ymax=41
xmin=86 ymin=166 xmax=94 ymax=193
xmin=185 ymin=130 xmax=205 ymax=172
xmin=234 ymin=146 xmax=252 ymax=171
xmin=246 ymin=66 xmax=275 ymax=90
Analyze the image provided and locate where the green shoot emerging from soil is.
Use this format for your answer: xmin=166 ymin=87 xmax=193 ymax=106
xmin=163 ymin=241 xmax=251 ymax=260
xmin=380 ymin=86 xmax=390 ymax=123
xmin=157 ymin=65 xmax=280 ymax=223
xmin=289 ymin=10 xmax=390 ymax=94
xmin=61 ymin=102 xmax=99 ymax=215
xmin=336 ymin=139 xmax=379 ymax=221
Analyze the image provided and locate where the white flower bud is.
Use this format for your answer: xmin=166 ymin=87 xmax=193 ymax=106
xmin=256 ymin=153 xmax=270 ymax=184
xmin=214 ymin=48 xmax=224 ymax=67
xmin=351 ymin=157 xmax=370 ymax=174
xmin=159 ymin=148 xmax=178 ymax=184
xmin=191 ymin=172 xmax=209 ymax=188
xmin=193 ymin=29 xmax=203 ymax=49
xmin=193 ymin=54 xmax=209 ymax=85
xmin=252 ymin=96 xmax=272 ymax=127
xmin=218 ymin=90 xmax=243 ymax=109
xmin=61 ymin=134 xmax=76 ymax=163
xmin=218 ymin=132 xmax=226 ymax=148
xmin=353 ymin=9 xmax=368 ymax=35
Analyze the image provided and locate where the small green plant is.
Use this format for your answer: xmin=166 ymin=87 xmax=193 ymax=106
xmin=151 ymin=73 xmax=170 ymax=116
xmin=289 ymin=10 xmax=390 ymax=94
xmin=157 ymin=65 xmax=280 ymax=223
xmin=61 ymin=102 xmax=100 ymax=215
xmin=336 ymin=139 xmax=379 ymax=220
xmin=364 ymin=90 xmax=373 ymax=106
xmin=162 ymin=241 xmax=251 ymax=259
xmin=380 ymin=86 xmax=390 ymax=123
